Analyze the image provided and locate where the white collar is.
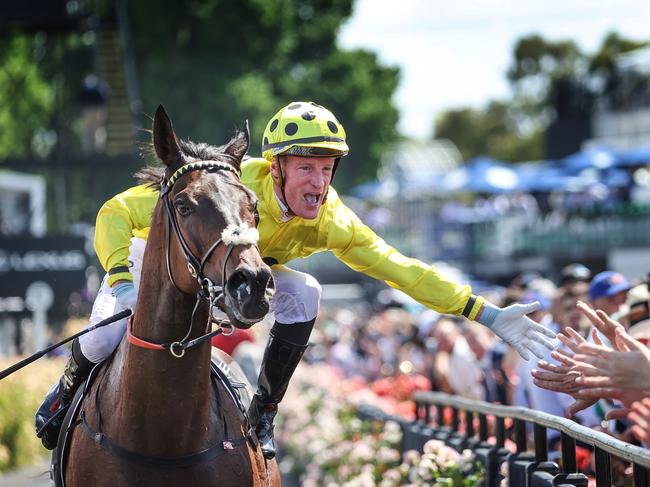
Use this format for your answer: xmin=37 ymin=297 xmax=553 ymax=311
xmin=273 ymin=188 xmax=294 ymax=222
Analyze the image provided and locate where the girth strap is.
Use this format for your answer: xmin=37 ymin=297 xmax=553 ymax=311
xmin=77 ymin=411 xmax=245 ymax=468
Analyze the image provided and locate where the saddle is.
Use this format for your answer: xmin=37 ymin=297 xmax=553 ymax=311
xmin=50 ymin=349 xmax=255 ymax=487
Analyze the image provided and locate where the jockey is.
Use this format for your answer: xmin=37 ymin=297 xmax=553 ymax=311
xmin=35 ymin=101 xmax=555 ymax=458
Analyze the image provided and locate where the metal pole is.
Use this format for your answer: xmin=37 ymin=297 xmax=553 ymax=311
xmin=561 ymin=431 xmax=577 ymax=473
xmin=496 ymin=416 xmax=505 ymax=448
xmin=466 ymin=410 xmax=475 ymax=438
xmin=534 ymin=424 xmax=548 ymax=462
xmin=594 ymin=447 xmax=612 ymax=487
xmin=479 ymin=413 xmax=488 ymax=442
xmin=451 ymin=407 xmax=459 ymax=432
xmin=514 ymin=419 xmax=527 ymax=453
xmin=437 ymin=405 xmax=445 ymax=427
xmin=634 ymin=463 xmax=650 ymax=487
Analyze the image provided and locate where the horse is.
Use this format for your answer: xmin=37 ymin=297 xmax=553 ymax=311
xmin=58 ymin=105 xmax=280 ymax=486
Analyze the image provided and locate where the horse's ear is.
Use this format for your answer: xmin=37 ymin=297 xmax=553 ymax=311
xmin=153 ymin=105 xmax=183 ymax=170
xmin=223 ymin=120 xmax=250 ymax=169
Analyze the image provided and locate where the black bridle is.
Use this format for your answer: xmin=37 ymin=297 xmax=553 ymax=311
xmin=128 ymin=160 xmax=245 ymax=358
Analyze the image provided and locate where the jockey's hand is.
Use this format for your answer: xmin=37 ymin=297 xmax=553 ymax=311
xmin=477 ymin=301 xmax=555 ymax=360
xmin=113 ymin=281 xmax=138 ymax=312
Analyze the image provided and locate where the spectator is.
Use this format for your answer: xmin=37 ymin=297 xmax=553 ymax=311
xmin=559 ymin=263 xmax=592 ymax=287
xmin=589 ymin=271 xmax=631 ymax=318
xmin=433 ymin=317 xmax=484 ymax=400
xmin=533 ymin=301 xmax=649 ymax=434
xmin=79 ymin=73 xmax=108 ymax=154
xmin=518 ymin=287 xmax=599 ymax=427
xmin=612 ymin=283 xmax=650 ymax=329
xmin=461 ymin=321 xmax=508 ymax=403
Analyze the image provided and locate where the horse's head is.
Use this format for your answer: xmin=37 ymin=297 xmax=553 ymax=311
xmin=152 ymin=105 xmax=274 ymax=328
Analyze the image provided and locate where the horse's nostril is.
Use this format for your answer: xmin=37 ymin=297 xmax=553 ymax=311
xmin=266 ymin=274 xmax=275 ymax=291
xmin=227 ymin=270 xmax=249 ymax=299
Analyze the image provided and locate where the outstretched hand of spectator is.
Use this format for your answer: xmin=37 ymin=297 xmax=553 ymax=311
xmin=576 ymin=300 xmax=626 ymax=348
xmin=629 ymin=398 xmax=650 ymax=445
xmin=532 ymin=347 xmax=596 ymax=417
xmin=558 ymin=313 xmax=650 ymax=392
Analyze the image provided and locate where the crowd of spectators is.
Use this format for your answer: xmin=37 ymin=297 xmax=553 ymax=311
xmin=437 ymin=187 xmax=632 ymax=225
xmin=231 ymin=262 xmax=650 ymax=461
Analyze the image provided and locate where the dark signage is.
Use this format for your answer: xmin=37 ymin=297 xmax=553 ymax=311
xmin=0 ymin=237 xmax=89 ymax=320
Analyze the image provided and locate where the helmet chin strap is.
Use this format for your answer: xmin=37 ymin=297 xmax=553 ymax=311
xmin=321 ymin=156 xmax=340 ymax=206
xmin=276 ymin=156 xmax=296 ymax=216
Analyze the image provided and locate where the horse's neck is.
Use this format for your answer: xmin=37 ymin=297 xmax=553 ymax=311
xmin=112 ymin=216 xmax=215 ymax=448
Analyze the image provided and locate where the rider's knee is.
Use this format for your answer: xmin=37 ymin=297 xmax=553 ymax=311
xmin=272 ymin=271 xmax=321 ymax=323
xmin=78 ymin=320 xmax=126 ymax=363
xmin=300 ymin=274 xmax=321 ymax=320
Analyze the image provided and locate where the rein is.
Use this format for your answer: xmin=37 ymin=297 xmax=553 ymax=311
xmin=127 ymin=316 xmax=232 ymax=358
xmin=128 ymin=160 xmax=252 ymax=358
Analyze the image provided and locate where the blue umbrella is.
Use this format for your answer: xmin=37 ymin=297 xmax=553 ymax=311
xmin=563 ymin=147 xmax=618 ymax=172
xmin=440 ymin=156 xmax=520 ymax=193
xmin=516 ymin=161 xmax=586 ymax=192
xmin=615 ymin=146 xmax=650 ymax=167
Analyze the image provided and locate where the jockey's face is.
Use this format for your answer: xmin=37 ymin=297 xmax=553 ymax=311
xmin=271 ymin=155 xmax=335 ymax=219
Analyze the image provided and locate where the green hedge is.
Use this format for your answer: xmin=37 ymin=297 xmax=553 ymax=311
xmin=0 ymin=357 xmax=64 ymax=472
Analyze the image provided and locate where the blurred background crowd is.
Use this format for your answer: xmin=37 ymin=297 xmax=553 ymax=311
xmin=204 ymin=260 xmax=650 ymax=470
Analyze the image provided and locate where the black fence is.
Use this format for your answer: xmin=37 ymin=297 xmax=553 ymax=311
xmin=359 ymin=391 xmax=650 ymax=487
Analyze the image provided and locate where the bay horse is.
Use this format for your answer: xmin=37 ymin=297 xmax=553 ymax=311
xmin=59 ymin=106 xmax=280 ymax=486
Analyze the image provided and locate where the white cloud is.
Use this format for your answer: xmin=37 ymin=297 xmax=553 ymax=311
xmin=339 ymin=0 xmax=650 ymax=137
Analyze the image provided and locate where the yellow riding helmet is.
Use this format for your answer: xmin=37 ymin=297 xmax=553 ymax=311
xmin=262 ymin=101 xmax=349 ymax=161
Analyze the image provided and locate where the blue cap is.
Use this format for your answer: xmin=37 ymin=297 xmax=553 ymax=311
xmin=588 ymin=271 xmax=631 ymax=301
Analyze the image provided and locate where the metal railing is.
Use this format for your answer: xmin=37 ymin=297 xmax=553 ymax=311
xmin=408 ymin=391 xmax=650 ymax=487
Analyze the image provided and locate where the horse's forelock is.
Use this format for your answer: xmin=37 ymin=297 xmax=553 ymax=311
xmin=179 ymin=139 xmax=240 ymax=168
xmin=134 ymin=165 xmax=165 ymax=187
xmin=135 ymin=135 xmax=243 ymax=188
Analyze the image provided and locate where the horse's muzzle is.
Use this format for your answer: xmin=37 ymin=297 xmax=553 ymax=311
xmin=224 ymin=265 xmax=275 ymax=326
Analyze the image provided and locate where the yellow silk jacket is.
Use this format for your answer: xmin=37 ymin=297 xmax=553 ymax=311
xmin=94 ymin=158 xmax=484 ymax=320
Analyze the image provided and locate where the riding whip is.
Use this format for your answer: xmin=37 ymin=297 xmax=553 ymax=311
xmin=0 ymin=309 xmax=132 ymax=380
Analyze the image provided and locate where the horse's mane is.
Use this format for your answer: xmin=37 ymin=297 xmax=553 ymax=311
xmin=135 ymin=138 xmax=246 ymax=188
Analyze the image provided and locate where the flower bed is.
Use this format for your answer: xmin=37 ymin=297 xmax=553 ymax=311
xmin=277 ymin=364 xmax=484 ymax=486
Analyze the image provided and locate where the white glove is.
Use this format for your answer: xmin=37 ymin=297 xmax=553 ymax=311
xmin=477 ymin=301 xmax=555 ymax=360
xmin=113 ymin=282 xmax=138 ymax=312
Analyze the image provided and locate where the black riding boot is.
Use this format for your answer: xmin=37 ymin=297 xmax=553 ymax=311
xmin=248 ymin=320 xmax=313 ymax=459
xmin=35 ymin=339 xmax=94 ymax=450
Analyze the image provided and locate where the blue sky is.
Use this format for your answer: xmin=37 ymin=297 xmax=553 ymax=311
xmin=339 ymin=0 xmax=650 ymax=138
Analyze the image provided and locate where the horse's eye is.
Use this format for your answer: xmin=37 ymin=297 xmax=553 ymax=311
xmin=175 ymin=202 xmax=192 ymax=217
xmin=253 ymin=204 xmax=260 ymax=226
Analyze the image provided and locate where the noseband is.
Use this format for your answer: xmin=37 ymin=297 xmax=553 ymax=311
xmin=127 ymin=161 xmax=258 ymax=358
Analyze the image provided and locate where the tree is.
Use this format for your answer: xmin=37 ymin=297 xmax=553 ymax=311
xmin=434 ymin=31 xmax=649 ymax=164
xmin=589 ymin=31 xmax=650 ymax=108
xmin=507 ymin=34 xmax=586 ymax=132
xmin=0 ymin=34 xmax=55 ymax=159
xmin=434 ymin=101 xmax=543 ymax=162
xmin=127 ymin=0 xmax=399 ymax=192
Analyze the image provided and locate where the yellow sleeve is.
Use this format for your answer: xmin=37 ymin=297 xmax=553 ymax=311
xmin=327 ymin=201 xmax=484 ymax=319
xmin=94 ymin=185 xmax=158 ymax=285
